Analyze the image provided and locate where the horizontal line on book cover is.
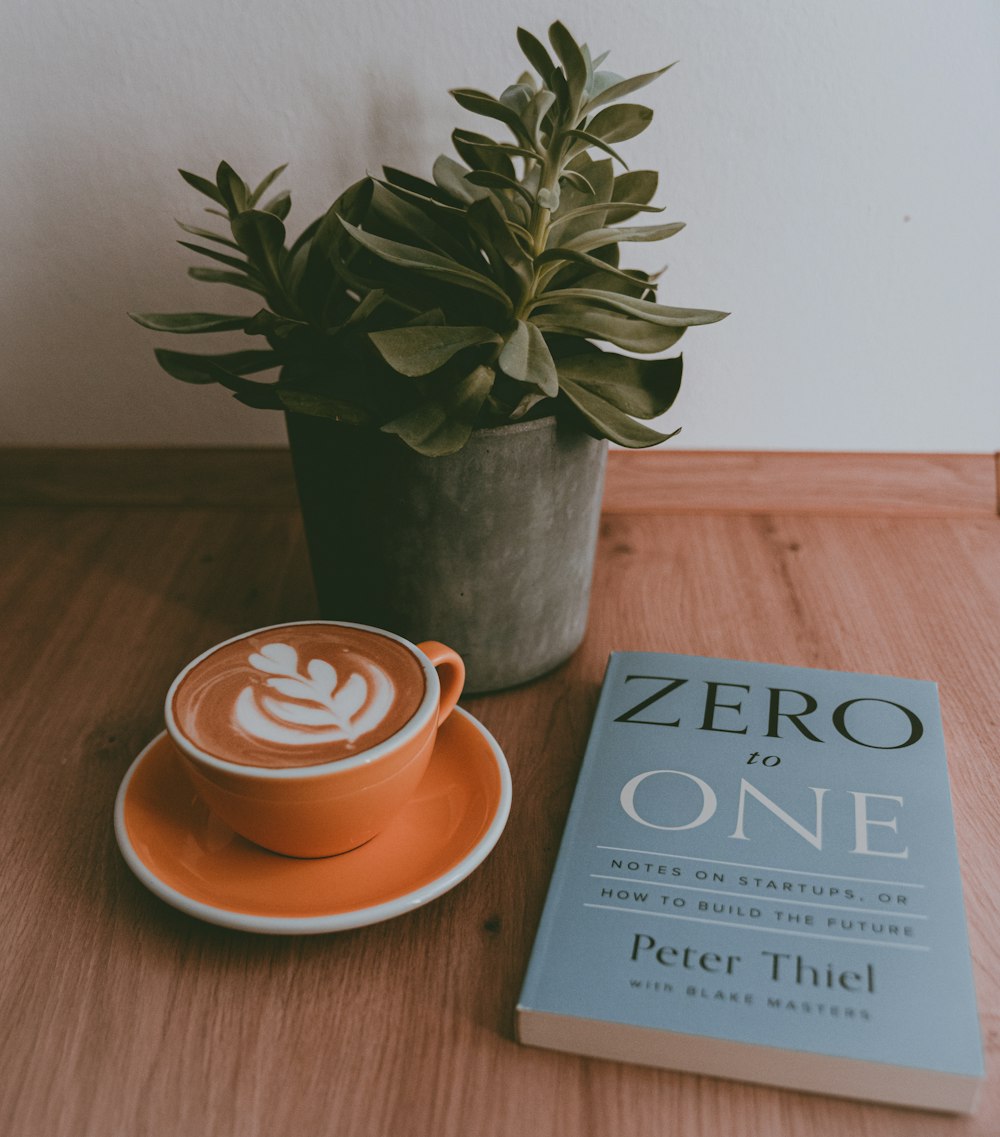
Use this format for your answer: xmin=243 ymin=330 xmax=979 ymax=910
xmin=596 ymin=846 xmax=925 ymax=889
xmin=583 ymin=904 xmax=932 ymax=951
xmin=590 ymin=875 xmax=929 ymax=920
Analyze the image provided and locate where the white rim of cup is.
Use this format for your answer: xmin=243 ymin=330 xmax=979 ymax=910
xmin=163 ymin=620 xmax=444 ymax=780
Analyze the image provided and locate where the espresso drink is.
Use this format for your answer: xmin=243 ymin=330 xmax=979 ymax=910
xmin=171 ymin=624 xmax=426 ymax=769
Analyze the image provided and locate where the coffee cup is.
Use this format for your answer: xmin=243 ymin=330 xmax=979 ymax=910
xmin=164 ymin=621 xmax=465 ymax=857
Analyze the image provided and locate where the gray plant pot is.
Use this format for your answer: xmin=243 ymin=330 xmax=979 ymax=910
xmin=285 ymin=411 xmax=608 ymax=693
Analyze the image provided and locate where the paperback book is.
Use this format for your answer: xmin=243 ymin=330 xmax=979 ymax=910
xmin=517 ymin=652 xmax=983 ymax=1111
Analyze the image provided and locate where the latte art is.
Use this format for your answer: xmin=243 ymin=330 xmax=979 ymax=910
xmin=170 ymin=624 xmax=426 ymax=768
xmin=236 ymin=641 xmax=395 ymax=746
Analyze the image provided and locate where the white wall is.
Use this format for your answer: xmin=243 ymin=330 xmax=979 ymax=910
xmin=3 ymin=0 xmax=998 ymax=450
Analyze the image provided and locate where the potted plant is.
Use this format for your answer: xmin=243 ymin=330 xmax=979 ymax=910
xmin=130 ymin=21 xmax=726 ymax=692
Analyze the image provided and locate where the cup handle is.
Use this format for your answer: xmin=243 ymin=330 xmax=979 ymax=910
xmin=417 ymin=641 xmax=466 ymax=725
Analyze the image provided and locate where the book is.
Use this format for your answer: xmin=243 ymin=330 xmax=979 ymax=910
xmin=516 ymin=652 xmax=983 ymax=1111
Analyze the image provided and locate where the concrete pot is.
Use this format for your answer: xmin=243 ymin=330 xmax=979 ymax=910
xmin=285 ymin=412 xmax=608 ymax=693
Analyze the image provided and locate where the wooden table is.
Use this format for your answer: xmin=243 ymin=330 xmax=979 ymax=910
xmin=1 ymin=450 xmax=997 ymax=1137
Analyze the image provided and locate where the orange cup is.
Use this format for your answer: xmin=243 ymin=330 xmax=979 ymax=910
xmin=164 ymin=622 xmax=465 ymax=857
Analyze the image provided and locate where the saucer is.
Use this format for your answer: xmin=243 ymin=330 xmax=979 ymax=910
xmin=114 ymin=707 xmax=512 ymax=934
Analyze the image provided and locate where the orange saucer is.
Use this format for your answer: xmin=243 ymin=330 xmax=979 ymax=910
xmin=115 ymin=708 xmax=511 ymax=934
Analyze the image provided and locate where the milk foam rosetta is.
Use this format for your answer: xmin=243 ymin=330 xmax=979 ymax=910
xmin=172 ymin=625 xmax=426 ymax=768
xmin=237 ymin=642 xmax=395 ymax=746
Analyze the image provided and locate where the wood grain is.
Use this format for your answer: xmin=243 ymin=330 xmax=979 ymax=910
xmin=601 ymin=450 xmax=999 ymax=518
xmin=0 ymin=448 xmax=297 ymax=507
xmin=0 ymin=456 xmax=997 ymax=1137
xmin=1 ymin=448 xmax=996 ymax=516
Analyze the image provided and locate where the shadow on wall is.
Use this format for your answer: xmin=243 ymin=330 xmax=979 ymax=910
xmin=6 ymin=78 xmax=435 ymax=447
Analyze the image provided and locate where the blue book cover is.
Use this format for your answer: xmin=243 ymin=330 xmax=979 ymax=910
xmin=516 ymin=653 xmax=983 ymax=1111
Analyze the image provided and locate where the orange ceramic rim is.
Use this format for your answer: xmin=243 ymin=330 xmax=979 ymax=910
xmin=115 ymin=708 xmax=511 ymax=934
xmin=163 ymin=621 xmax=442 ymax=780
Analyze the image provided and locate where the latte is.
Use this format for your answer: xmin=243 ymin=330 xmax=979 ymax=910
xmin=170 ymin=623 xmax=426 ymax=768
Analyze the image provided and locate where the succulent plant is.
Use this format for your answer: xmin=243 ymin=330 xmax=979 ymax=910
xmin=130 ymin=21 xmax=726 ymax=456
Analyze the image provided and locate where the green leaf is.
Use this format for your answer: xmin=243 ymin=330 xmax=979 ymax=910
xmin=153 ymin=348 xmax=280 ymax=384
xmin=178 ymin=169 xmax=225 ymax=206
xmin=288 ymin=213 xmax=324 ymax=259
xmin=367 ymin=183 xmax=472 ymax=283
xmin=506 ymin=219 xmax=534 ymax=245
xmin=248 ymin=163 xmax=288 ymax=207
xmin=231 ymin=209 xmax=287 ymax=298
xmin=499 ymin=83 xmax=533 ymax=114
xmin=606 ymin=170 xmax=659 ymax=222
xmin=536 ymin=247 xmax=650 ymax=288
xmin=566 ymin=155 xmax=615 ymax=197
xmin=369 ymin=180 xmax=474 ymax=263
xmin=370 ymin=176 xmax=456 ymax=220
xmin=613 ymin=170 xmax=658 ymax=204
xmin=465 ymin=170 xmax=534 ymax=208
xmin=311 ymin=177 xmax=377 ymax=288
xmin=178 ymin=241 xmax=256 ymax=274
xmin=148 ymin=349 xmax=281 ymax=407
xmin=559 ymin=374 xmax=679 ymax=447
xmin=187 ymin=267 xmax=268 ymax=295
xmin=553 ymin=157 xmax=615 ymax=241
xmin=559 ymin=221 xmax=685 ymax=255
xmin=244 ymin=309 xmax=309 ymax=338
xmin=466 ymin=198 xmax=533 ymax=293
xmin=495 ymin=188 xmax=534 ymax=232
xmin=383 ymin=166 xmax=458 ymax=207
xmin=406 ymin=308 xmax=446 ymax=326
xmin=220 ymin=374 xmax=283 ymax=410
xmin=548 ymin=67 xmax=571 ymax=119
xmin=297 ymin=180 xmax=372 ymax=305
xmin=564 ymin=128 xmax=629 ymax=168
xmin=432 ymin=154 xmax=490 ymax=204
xmin=128 ymin=311 xmax=250 ymax=334
xmin=451 ymin=129 xmax=516 ymax=179
xmin=373 ymin=175 xmax=466 ymax=225
xmin=523 ymin=89 xmax=556 ymax=146
xmin=561 ymin=266 xmax=654 ymax=301
xmin=584 ymin=63 xmax=675 ymax=113
xmin=175 ymin=220 xmax=241 ymax=250
xmin=381 ymin=365 xmax=495 ymax=456
xmin=532 ymin=307 xmax=686 ymax=352
xmin=338 ymin=218 xmax=513 ymax=309
xmin=580 ymin=42 xmax=597 ymax=94
xmin=277 ymin=388 xmax=371 ymax=424
xmin=449 ymin=89 xmax=534 ymax=149
xmin=548 ymin=21 xmax=588 ymax=115
xmin=498 ymin=320 xmax=558 ymax=396
xmin=279 ymin=355 xmax=407 ymax=424
xmin=516 ymin=27 xmax=556 ymax=81
xmin=533 ymin=288 xmax=728 ymax=327
xmin=509 ymin=390 xmax=548 ymax=420
xmin=589 ymin=69 xmax=624 ymax=101
xmin=286 ymin=232 xmax=332 ymax=318
xmin=586 ymin=103 xmax=654 ymax=145
xmin=559 ymin=169 xmax=595 ymax=196
xmin=341 ymin=288 xmax=389 ymax=330
xmin=369 ymin=325 xmax=499 ymax=377
xmin=262 ymin=189 xmax=292 ymax=220
xmin=215 ymin=162 xmax=250 ymax=215
xmin=547 ymin=200 xmax=664 ymax=238
xmin=556 ymin=351 xmax=682 ymax=418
